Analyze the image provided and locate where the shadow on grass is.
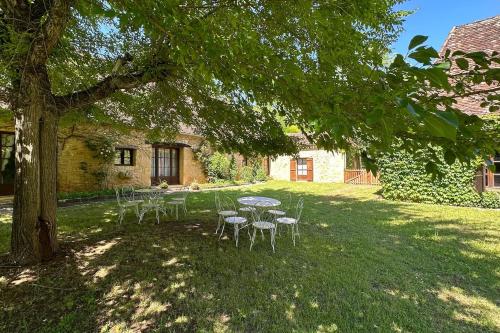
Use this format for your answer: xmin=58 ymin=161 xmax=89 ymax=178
xmin=0 ymin=182 xmax=499 ymax=332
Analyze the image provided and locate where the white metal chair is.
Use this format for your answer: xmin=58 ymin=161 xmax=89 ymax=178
xmin=267 ymin=192 xmax=292 ymax=223
xmin=215 ymin=192 xmax=238 ymax=234
xmin=164 ymin=198 xmax=184 ymax=220
xmin=138 ymin=190 xmax=163 ymax=224
xmin=170 ymin=187 xmax=189 ymax=215
xmin=249 ymin=202 xmax=277 ymax=252
xmin=276 ymin=197 xmax=304 ymax=246
xmin=121 ymin=185 xmax=136 ymax=202
xmin=220 ymin=205 xmax=248 ymax=247
xmin=115 ymin=187 xmax=140 ymax=224
xmin=218 ymin=196 xmax=250 ymax=247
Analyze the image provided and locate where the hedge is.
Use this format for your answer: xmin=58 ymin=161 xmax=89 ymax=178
xmin=378 ymin=148 xmax=500 ymax=209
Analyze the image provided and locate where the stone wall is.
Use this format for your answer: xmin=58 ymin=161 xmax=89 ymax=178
xmin=58 ymin=126 xmax=208 ymax=192
xmin=178 ymin=134 xmax=206 ymax=185
xmin=0 ymin=122 xmax=207 ymax=193
xmin=270 ymin=150 xmax=345 ymax=183
xmin=57 ymin=126 xmax=154 ymax=192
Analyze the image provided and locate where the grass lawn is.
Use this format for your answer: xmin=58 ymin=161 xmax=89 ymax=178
xmin=1 ymin=181 xmax=499 ymax=332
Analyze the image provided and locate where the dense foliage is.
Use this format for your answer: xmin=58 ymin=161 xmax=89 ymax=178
xmin=379 ymin=148 xmax=500 ymax=209
xmin=202 ymin=152 xmax=266 ymax=183
xmin=0 ymin=0 xmax=408 ymax=157
xmin=1 ymin=0 xmax=499 ymax=263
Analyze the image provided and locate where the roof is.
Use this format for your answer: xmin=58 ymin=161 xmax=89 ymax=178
xmin=288 ymin=133 xmax=317 ymax=150
xmin=439 ymin=15 xmax=500 ymax=116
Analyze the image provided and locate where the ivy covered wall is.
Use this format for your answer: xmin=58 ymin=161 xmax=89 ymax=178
xmin=379 ymin=148 xmax=500 ymax=209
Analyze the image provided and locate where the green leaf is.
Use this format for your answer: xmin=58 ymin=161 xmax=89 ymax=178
xmin=444 ymin=149 xmax=456 ymax=165
xmin=425 ymin=67 xmax=451 ymax=89
xmin=455 ymin=58 xmax=469 ymax=70
xmin=366 ymin=108 xmax=384 ymax=125
xmin=435 ymin=60 xmax=451 ymax=70
xmin=423 ymin=110 xmax=458 ymax=141
xmin=390 ymin=54 xmax=406 ymax=68
xmin=405 ymin=102 xmax=423 ymax=118
xmin=408 ymin=46 xmax=439 ymax=65
xmin=408 ymin=35 xmax=428 ymax=50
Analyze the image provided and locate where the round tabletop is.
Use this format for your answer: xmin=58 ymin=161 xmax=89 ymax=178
xmin=237 ymin=196 xmax=281 ymax=207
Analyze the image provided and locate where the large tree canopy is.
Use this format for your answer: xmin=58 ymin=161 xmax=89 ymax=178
xmin=0 ymin=0 xmax=498 ymax=263
xmin=1 ymin=0 xmax=406 ymax=153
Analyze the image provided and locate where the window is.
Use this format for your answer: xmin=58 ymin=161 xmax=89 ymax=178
xmin=0 ymin=132 xmax=15 ymax=184
xmin=115 ymin=148 xmax=134 ymax=166
xmin=297 ymin=158 xmax=307 ymax=176
xmin=485 ymin=153 xmax=500 ymax=188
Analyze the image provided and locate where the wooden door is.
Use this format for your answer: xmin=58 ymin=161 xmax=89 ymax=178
xmin=151 ymin=147 xmax=180 ymax=185
xmin=290 ymin=159 xmax=297 ymax=181
xmin=306 ymin=158 xmax=313 ymax=182
xmin=0 ymin=132 xmax=15 ymax=196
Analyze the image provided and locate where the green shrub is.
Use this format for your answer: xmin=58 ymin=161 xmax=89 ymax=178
xmin=240 ymin=166 xmax=254 ymax=182
xmin=207 ymin=152 xmax=230 ymax=182
xmin=253 ymin=164 xmax=268 ymax=182
xmin=379 ymin=148 xmax=499 ymax=209
xmin=480 ymin=191 xmax=500 ymax=209
xmin=228 ymin=155 xmax=238 ymax=181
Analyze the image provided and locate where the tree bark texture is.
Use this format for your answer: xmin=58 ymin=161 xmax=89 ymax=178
xmin=11 ymin=65 xmax=59 ymax=264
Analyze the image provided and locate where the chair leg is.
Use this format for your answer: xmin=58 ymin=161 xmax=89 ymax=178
xmin=260 ymin=229 xmax=265 ymax=240
xmin=155 ymin=208 xmax=160 ymax=225
xmin=134 ymin=205 xmax=140 ymax=220
xmin=250 ymin=228 xmax=257 ymax=250
xmin=271 ymin=229 xmax=276 ymax=253
xmin=234 ymin=224 xmax=239 ymax=247
xmin=219 ymin=222 xmax=225 ymax=240
xmin=118 ymin=208 xmax=124 ymax=224
xmin=215 ymin=215 xmax=222 ymax=234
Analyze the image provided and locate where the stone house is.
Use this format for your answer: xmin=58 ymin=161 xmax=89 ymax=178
xmin=0 ymin=121 xmax=208 ymax=195
xmin=269 ymin=133 xmax=352 ymax=183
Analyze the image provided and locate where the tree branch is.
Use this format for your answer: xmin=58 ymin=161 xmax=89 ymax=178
xmin=54 ymin=63 xmax=175 ymax=112
xmin=451 ymin=86 xmax=500 ymax=99
xmin=29 ymin=0 xmax=72 ymax=64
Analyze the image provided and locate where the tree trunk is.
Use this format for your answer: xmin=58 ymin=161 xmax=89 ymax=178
xmin=11 ymin=66 xmax=59 ymax=264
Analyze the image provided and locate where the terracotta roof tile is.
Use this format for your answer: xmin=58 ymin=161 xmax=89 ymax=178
xmin=439 ymin=15 xmax=500 ymax=116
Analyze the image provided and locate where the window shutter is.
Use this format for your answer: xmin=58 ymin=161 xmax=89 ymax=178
xmin=290 ymin=159 xmax=297 ymax=181
xmin=306 ymin=158 xmax=313 ymax=182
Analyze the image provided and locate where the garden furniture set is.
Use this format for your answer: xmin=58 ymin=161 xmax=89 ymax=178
xmin=215 ymin=192 xmax=304 ymax=252
xmin=115 ymin=186 xmax=190 ymax=224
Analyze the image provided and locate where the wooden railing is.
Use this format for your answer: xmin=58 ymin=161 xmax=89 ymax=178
xmin=344 ymin=169 xmax=381 ymax=185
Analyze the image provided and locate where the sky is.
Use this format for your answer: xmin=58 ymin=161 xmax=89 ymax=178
xmin=391 ymin=0 xmax=500 ymax=55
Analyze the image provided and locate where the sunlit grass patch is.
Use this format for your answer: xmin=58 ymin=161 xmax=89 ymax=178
xmin=0 ymin=181 xmax=499 ymax=332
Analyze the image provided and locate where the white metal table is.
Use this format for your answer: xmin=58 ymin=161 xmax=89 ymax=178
xmin=237 ymin=196 xmax=281 ymax=208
